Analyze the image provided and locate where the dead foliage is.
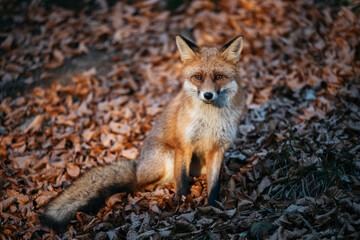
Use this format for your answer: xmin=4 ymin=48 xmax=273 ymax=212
xmin=0 ymin=0 xmax=359 ymax=239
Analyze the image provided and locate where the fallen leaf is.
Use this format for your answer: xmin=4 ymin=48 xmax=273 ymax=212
xmin=67 ymin=163 xmax=80 ymax=178
xmin=23 ymin=115 xmax=44 ymax=133
xmin=121 ymin=148 xmax=138 ymax=160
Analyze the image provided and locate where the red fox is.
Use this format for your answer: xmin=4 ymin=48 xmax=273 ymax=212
xmin=41 ymin=35 xmax=245 ymax=231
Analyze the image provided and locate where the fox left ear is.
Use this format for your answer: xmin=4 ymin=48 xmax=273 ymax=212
xmin=221 ymin=35 xmax=244 ymax=64
xmin=176 ymin=35 xmax=199 ymax=63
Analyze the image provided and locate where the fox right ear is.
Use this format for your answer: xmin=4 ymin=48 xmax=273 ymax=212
xmin=176 ymin=35 xmax=199 ymax=63
xmin=221 ymin=35 xmax=244 ymax=64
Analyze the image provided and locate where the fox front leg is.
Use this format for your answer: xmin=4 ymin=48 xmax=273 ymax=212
xmin=174 ymin=147 xmax=192 ymax=198
xmin=205 ymin=147 xmax=226 ymax=206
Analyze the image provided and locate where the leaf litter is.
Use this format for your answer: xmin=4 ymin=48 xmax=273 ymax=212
xmin=0 ymin=0 xmax=360 ymax=239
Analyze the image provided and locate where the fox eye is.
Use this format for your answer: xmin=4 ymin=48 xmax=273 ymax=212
xmin=194 ymin=75 xmax=202 ymax=80
xmin=215 ymin=74 xmax=223 ymax=80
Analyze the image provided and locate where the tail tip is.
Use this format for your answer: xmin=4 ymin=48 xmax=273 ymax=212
xmin=39 ymin=212 xmax=69 ymax=233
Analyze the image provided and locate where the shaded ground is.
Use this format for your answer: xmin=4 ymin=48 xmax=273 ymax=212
xmin=1 ymin=0 xmax=360 ymax=239
xmin=0 ymin=50 xmax=116 ymax=99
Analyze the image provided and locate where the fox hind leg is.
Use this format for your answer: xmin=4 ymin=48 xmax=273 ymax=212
xmin=136 ymin=144 xmax=175 ymax=190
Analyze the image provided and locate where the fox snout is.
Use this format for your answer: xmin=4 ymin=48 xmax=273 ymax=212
xmin=196 ymin=76 xmax=221 ymax=103
xmin=203 ymin=92 xmax=213 ymax=100
xmin=198 ymin=91 xmax=218 ymax=103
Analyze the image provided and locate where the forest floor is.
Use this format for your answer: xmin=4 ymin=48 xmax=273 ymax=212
xmin=0 ymin=0 xmax=360 ymax=239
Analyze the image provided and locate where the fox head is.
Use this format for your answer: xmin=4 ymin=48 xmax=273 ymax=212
xmin=176 ymin=35 xmax=244 ymax=107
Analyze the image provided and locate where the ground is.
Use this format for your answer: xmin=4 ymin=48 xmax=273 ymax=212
xmin=0 ymin=0 xmax=360 ymax=239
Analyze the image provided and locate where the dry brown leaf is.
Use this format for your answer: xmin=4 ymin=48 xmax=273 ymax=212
xmin=16 ymin=195 xmax=31 ymax=204
xmin=146 ymin=106 xmax=162 ymax=116
xmin=67 ymin=163 xmax=80 ymax=178
xmin=5 ymin=63 xmax=23 ymax=73
xmin=35 ymin=195 xmax=53 ymax=207
xmin=11 ymin=155 xmax=37 ymax=169
xmin=23 ymin=115 xmax=44 ymax=133
xmin=109 ymin=142 xmax=124 ymax=152
xmin=257 ymin=176 xmax=271 ymax=195
xmin=83 ymin=129 xmax=96 ymax=142
xmin=53 ymin=49 xmax=65 ymax=63
xmin=40 ymin=72 xmax=55 ymax=80
xmin=149 ymin=203 xmax=161 ymax=214
xmin=121 ymin=148 xmax=138 ymax=160
xmin=109 ymin=122 xmax=131 ymax=135
xmin=33 ymin=155 xmax=50 ymax=170
xmin=43 ymin=61 xmax=63 ymax=69
xmin=0 ymin=197 xmax=15 ymax=212
xmin=0 ymin=34 xmax=14 ymax=50
xmin=100 ymin=133 xmax=116 ymax=147
xmin=0 ymin=145 xmax=7 ymax=155
xmin=341 ymin=6 xmax=356 ymax=23
xmin=177 ymin=211 xmax=196 ymax=222
xmin=106 ymin=193 xmax=125 ymax=207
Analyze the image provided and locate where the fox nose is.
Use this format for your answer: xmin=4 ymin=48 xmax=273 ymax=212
xmin=203 ymin=92 xmax=213 ymax=100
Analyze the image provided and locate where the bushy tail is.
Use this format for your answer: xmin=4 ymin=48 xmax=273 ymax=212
xmin=40 ymin=159 xmax=136 ymax=232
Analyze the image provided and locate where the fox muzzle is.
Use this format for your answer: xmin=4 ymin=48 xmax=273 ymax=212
xmin=198 ymin=91 xmax=218 ymax=104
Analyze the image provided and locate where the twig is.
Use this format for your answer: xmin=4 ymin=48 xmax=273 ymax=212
xmin=301 ymin=178 xmax=306 ymax=197
xmin=294 ymin=212 xmax=321 ymax=240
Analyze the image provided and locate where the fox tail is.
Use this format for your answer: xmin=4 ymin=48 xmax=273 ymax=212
xmin=40 ymin=159 xmax=136 ymax=232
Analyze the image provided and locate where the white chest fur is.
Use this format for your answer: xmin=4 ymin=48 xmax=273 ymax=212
xmin=185 ymin=101 xmax=240 ymax=150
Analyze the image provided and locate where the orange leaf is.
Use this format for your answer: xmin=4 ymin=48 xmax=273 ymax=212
xmin=16 ymin=195 xmax=30 ymax=204
xmin=66 ymin=163 xmax=80 ymax=178
xmin=0 ymin=145 xmax=7 ymax=155
xmin=12 ymin=155 xmax=37 ymax=169
xmin=106 ymin=193 xmax=126 ymax=207
xmin=23 ymin=115 xmax=44 ymax=134
xmin=67 ymin=163 xmax=80 ymax=178
xmin=121 ymin=148 xmax=138 ymax=160
xmin=109 ymin=122 xmax=131 ymax=135
xmin=35 ymin=195 xmax=53 ymax=207
xmin=0 ymin=197 xmax=15 ymax=212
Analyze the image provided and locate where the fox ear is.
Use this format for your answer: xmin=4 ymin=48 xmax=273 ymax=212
xmin=221 ymin=35 xmax=244 ymax=64
xmin=176 ymin=35 xmax=199 ymax=63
